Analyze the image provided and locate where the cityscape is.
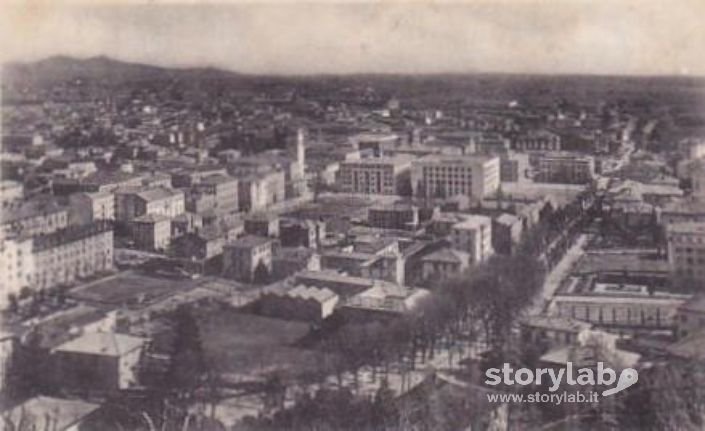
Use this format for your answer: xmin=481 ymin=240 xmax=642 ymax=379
xmin=1 ymin=2 xmax=705 ymax=430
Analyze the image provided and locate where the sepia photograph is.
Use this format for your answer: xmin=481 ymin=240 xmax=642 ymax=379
xmin=0 ymin=0 xmax=704 ymax=429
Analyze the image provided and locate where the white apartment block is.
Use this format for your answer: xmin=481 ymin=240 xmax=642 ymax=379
xmin=450 ymin=214 xmax=494 ymax=264
xmin=411 ymin=155 xmax=500 ymax=199
xmin=338 ymin=157 xmax=411 ymax=195
xmin=1 ymin=222 xmax=114 ymax=307
xmin=0 ymin=236 xmax=35 ymax=307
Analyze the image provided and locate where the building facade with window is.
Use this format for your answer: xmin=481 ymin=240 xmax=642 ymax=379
xmin=338 ymin=157 xmax=412 ymax=195
xmin=411 ymin=155 xmax=500 ymax=199
xmin=667 ymin=222 xmax=705 ymax=280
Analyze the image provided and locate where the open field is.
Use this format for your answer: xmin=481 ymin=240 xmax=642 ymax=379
xmin=69 ymin=271 xmax=196 ymax=306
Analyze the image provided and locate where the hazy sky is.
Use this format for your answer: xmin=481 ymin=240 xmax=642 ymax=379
xmin=1 ymin=0 xmax=704 ymax=76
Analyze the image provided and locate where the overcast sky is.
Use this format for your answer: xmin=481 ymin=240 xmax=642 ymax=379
xmin=1 ymin=0 xmax=704 ymax=76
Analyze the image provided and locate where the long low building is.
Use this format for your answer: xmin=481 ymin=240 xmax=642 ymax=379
xmin=552 ymin=293 xmax=688 ymax=333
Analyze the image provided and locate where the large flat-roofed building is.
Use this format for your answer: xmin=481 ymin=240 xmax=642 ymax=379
xmin=667 ymin=222 xmax=705 ymax=281
xmin=552 ymin=293 xmax=686 ymax=332
xmin=338 ymin=157 xmax=412 ymax=195
xmin=410 ymin=154 xmax=500 ymax=199
xmin=450 ymin=214 xmax=493 ymax=264
xmin=115 ymin=186 xmax=185 ymax=222
xmin=32 ymin=221 xmax=114 ymax=290
xmin=531 ymin=152 xmax=595 ymax=184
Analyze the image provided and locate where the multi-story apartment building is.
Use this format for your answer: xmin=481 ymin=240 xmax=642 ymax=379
xmin=32 ymin=222 xmax=114 ymax=290
xmin=130 ymin=214 xmax=172 ymax=251
xmin=0 ymin=198 xmax=69 ymax=239
xmin=69 ymin=191 xmax=115 ymax=225
xmin=115 ymin=186 xmax=185 ymax=222
xmin=450 ymin=214 xmax=494 ymax=264
xmin=0 ymin=235 xmax=34 ymax=306
xmin=338 ymin=157 xmax=412 ymax=195
xmin=667 ymin=222 xmax=705 ymax=280
xmin=531 ymin=152 xmax=595 ymax=184
xmin=411 ymin=154 xmax=500 ymax=199
xmin=222 ymin=235 xmax=274 ymax=283
xmin=192 ymin=174 xmax=238 ymax=212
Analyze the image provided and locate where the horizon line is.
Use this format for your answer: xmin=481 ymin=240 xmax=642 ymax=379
xmin=4 ymin=54 xmax=705 ymax=81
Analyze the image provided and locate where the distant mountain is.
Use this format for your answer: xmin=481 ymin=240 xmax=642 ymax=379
xmin=2 ymin=55 xmax=240 ymax=85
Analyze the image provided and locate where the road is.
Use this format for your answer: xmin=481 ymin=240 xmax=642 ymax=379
xmin=529 ymin=233 xmax=589 ymax=316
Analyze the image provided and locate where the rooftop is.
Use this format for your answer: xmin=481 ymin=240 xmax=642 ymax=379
xmin=82 ymin=169 xmax=143 ymax=186
xmin=2 ymin=396 xmax=100 ymax=430
xmin=667 ymin=222 xmax=705 ymax=235
xmin=341 ymin=155 xmax=413 ymax=167
xmin=572 ymin=252 xmax=670 ymax=276
xmin=420 ymin=247 xmax=469 ymax=264
xmin=136 ymin=186 xmax=183 ymax=202
xmin=452 ymin=214 xmax=492 ymax=230
xmin=52 ymin=331 xmax=146 ymax=356
xmin=521 ymin=315 xmax=592 ymax=332
xmin=284 ymin=284 xmax=338 ymax=303
xmin=495 ymin=213 xmax=522 ymax=226
xmin=199 ymin=173 xmax=237 ymax=185
xmin=415 ymin=154 xmax=497 ymax=165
